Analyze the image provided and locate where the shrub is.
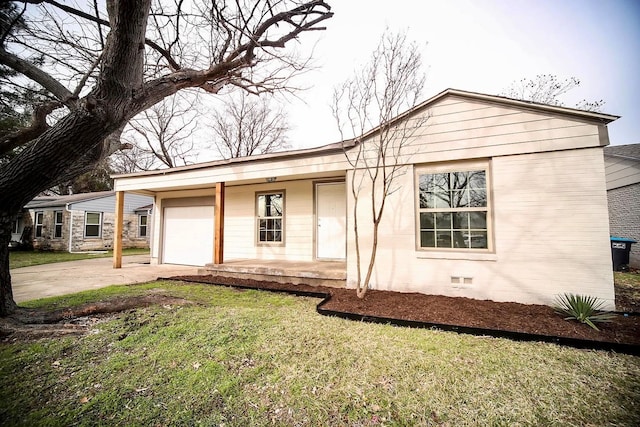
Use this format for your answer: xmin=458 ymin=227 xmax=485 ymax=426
xmin=553 ymin=293 xmax=616 ymax=331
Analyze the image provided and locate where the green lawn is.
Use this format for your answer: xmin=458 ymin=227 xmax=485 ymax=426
xmin=1 ymin=282 xmax=638 ymax=426
xmin=9 ymin=248 xmax=150 ymax=269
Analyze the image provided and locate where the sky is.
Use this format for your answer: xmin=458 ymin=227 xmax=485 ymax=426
xmin=275 ymin=0 xmax=640 ymax=150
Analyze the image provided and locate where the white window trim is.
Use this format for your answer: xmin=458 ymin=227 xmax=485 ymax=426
xmin=414 ymin=160 xmax=494 ymax=254
xmin=138 ymin=214 xmax=148 ymax=238
xmin=35 ymin=211 xmax=44 ymax=238
xmin=54 ymin=210 xmax=63 ymax=238
xmin=84 ymin=211 xmax=103 ymax=238
xmin=12 ymin=218 xmax=20 ymax=234
xmin=255 ymin=191 xmax=285 ymax=246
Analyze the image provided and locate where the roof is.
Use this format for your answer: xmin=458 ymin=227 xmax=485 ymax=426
xmin=112 ymin=88 xmax=620 ymax=180
xmin=25 ymin=191 xmax=114 ymax=209
xmin=604 ymin=143 xmax=640 ymax=161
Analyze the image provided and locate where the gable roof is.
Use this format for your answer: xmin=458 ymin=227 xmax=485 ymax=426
xmin=112 ymin=88 xmax=620 ymax=180
xmin=25 ymin=191 xmax=114 ymax=209
xmin=604 ymin=143 xmax=640 ymax=161
xmin=356 ymin=88 xmax=619 ymax=143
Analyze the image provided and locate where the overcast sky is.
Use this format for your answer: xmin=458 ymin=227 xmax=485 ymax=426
xmin=278 ymin=0 xmax=639 ymax=150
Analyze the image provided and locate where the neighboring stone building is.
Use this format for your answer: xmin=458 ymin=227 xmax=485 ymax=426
xmin=604 ymin=143 xmax=640 ymax=269
xmin=22 ymin=191 xmax=153 ymax=252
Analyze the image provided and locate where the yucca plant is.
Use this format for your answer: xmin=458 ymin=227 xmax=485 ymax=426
xmin=553 ymin=293 xmax=616 ymax=331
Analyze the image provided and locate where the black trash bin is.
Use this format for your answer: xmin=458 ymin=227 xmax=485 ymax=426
xmin=610 ymin=236 xmax=637 ymax=271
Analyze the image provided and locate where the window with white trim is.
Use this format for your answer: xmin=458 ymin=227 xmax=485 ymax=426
xmin=138 ymin=214 xmax=148 ymax=237
xmin=12 ymin=218 xmax=20 ymax=234
xmin=256 ymin=192 xmax=284 ymax=244
xmin=35 ymin=211 xmax=44 ymax=238
xmin=54 ymin=211 xmax=63 ymax=238
xmin=417 ymin=166 xmax=490 ymax=250
xmin=85 ymin=212 xmax=102 ymax=238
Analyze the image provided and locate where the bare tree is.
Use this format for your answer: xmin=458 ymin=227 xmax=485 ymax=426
xmin=332 ymin=30 xmax=426 ymax=299
xmin=211 ymin=91 xmax=290 ymax=159
xmin=115 ymin=94 xmax=200 ymax=171
xmin=0 ymin=0 xmax=333 ymax=316
xmin=501 ymin=74 xmax=605 ymax=112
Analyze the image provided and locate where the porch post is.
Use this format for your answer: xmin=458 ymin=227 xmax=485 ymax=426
xmin=214 ymin=182 xmax=225 ymax=264
xmin=113 ymin=191 xmax=124 ymax=268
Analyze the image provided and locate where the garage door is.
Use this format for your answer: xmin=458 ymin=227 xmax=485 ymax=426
xmin=162 ymin=205 xmax=214 ymax=266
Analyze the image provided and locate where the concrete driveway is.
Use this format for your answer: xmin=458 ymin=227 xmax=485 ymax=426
xmin=11 ymin=255 xmax=199 ymax=303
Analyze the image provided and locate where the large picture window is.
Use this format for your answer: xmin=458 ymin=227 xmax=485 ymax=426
xmin=34 ymin=211 xmax=44 ymax=238
xmin=85 ymin=212 xmax=102 ymax=238
xmin=256 ymin=192 xmax=284 ymax=244
xmin=54 ymin=211 xmax=63 ymax=238
xmin=417 ymin=167 xmax=490 ymax=250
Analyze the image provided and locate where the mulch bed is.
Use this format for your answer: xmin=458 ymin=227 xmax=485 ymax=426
xmin=170 ymin=275 xmax=640 ymax=350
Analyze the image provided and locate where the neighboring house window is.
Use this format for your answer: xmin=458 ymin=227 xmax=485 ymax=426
xmin=256 ymin=192 xmax=284 ymax=244
xmin=12 ymin=218 xmax=20 ymax=234
xmin=35 ymin=211 xmax=44 ymax=238
xmin=138 ymin=214 xmax=148 ymax=237
xmin=54 ymin=211 xmax=63 ymax=238
xmin=417 ymin=167 xmax=490 ymax=250
xmin=85 ymin=212 xmax=102 ymax=238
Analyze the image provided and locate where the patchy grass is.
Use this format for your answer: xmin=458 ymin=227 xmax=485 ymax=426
xmin=1 ymin=281 xmax=639 ymax=426
xmin=9 ymin=248 xmax=150 ymax=269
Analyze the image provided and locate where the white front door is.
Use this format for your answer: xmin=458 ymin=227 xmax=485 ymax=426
xmin=162 ymin=205 xmax=214 ymax=266
xmin=316 ymin=182 xmax=346 ymax=260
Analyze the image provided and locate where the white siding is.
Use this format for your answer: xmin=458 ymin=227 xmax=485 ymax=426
xmin=604 ymin=155 xmax=640 ymax=190
xmin=224 ymin=180 xmax=315 ymax=261
xmin=347 ymin=148 xmax=615 ymax=310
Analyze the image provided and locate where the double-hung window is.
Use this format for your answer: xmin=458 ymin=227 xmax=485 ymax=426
xmin=85 ymin=212 xmax=102 ymax=238
xmin=417 ymin=164 xmax=490 ymax=250
xmin=138 ymin=214 xmax=148 ymax=237
xmin=54 ymin=211 xmax=63 ymax=238
xmin=256 ymin=192 xmax=284 ymax=244
xmin=34 ymin=211 xmax=44 ymax=238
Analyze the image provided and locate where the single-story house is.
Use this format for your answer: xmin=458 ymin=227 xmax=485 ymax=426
xmin=604 ymin=143 xmax=640 ymax=268
xmin=112 ymin=88 xmax=618 ymax=310
xmin=21 ymin=191 xmax=153 ymax=251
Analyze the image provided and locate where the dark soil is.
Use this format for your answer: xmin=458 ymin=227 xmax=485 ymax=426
xmin=171 ymin=275 xmax=640 ymax=347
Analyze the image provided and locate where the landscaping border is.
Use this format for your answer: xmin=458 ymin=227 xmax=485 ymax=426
xmin=166 ymin=277 xmax=640 ymax=356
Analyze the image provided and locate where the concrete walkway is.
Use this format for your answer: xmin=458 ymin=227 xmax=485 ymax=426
xmin=11 ymin=255 xmax=199 ymax=303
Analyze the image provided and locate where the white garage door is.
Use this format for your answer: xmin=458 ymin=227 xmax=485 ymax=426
xmin=162 ymin=205 xmax=214 ymax=266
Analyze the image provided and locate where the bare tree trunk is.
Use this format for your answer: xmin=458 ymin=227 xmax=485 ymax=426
xmin=0 ymin=212 xmax=17 ymax=316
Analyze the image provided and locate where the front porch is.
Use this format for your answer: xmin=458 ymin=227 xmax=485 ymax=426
xmin=199 ymin=259 xmax=347 ymax=288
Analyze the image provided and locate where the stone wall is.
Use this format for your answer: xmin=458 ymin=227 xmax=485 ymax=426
xmin=31 ymin=209 xmax=149 ymax=252
xmin=608 ymin=183 xmax=640 ymax=268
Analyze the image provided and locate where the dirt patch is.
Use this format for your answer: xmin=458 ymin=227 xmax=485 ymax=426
xmin=1 ymin=294 xmax=194 ymax=341
xmin=171 ymin=275 xmax=640 ymax=347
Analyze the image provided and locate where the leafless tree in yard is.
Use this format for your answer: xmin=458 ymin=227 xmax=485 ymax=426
xmin=332 ymin=30 xmax=426 ymax=299
xmin=0 ymin=0 xmax=333 ymax=316
xmin=114 ymin=94 xmax=200 ymax=171
xmin=501 ymin=74 xmax=605 ymax=112
xmin=211 ymin=91 xmax=290 ymax=159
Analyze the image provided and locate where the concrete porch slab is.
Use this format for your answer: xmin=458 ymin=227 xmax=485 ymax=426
xmin=199 ymin=259 xmax=347 ymax=288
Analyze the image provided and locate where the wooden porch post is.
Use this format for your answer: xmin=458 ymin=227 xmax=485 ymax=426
xmin=113 ymin=191 xmax=124 ymax=268
xmin=214 ymin=182 xmax=225 ymax=264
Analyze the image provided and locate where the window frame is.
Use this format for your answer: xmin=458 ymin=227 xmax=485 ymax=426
xmin=34 ymin=211 xmax=44 ymax=238
xmin=138 ymin=214 xmax=148 ymax=238
xmin=415 ymin=161 xmax=493 ymax=253
xmin=84 ymin=211 xmax=102 ymax=238
xmin=54 ymin=210 xmax=63 ymax=238
xmin=12 ymin=218 xmax=20 ymax=235
xmin=255 ymin=190 xmax=285 ymax=246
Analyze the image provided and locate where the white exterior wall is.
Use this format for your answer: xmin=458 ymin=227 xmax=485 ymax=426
xmin=224 ymin=180 xmax=315 ymax=261
xmin=346 ymin=96 xmax=615 ymax=309
xmin=348 ymin=148 xmax=614 ymax=309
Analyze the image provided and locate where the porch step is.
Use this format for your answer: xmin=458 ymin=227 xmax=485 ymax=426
xmin=199 ymin=259 xmax=346 ymax=288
